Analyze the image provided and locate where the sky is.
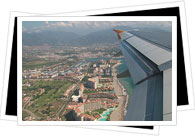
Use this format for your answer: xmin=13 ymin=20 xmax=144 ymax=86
xmin=22 ymin=21 xmax=172 ymax=35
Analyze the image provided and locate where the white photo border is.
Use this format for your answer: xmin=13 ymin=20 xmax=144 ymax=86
xmin=74 ymin=126 xmax=159 ymax=135
xmin=1 ymin=1 xmax=193 ymax=122
xmin=1 ymin=1 xmax=191 ymax=134
xmin=17 ymin=16 xmax=177 ymax=126
xmin=2 ymin=1 xmax=190 ymax=134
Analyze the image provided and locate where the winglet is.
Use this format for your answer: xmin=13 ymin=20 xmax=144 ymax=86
xmin=113 ymin=29 xmax=125 ymax=40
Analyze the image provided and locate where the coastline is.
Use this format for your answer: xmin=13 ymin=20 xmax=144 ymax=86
xmin=116 ymin=73 xmax=129 ymax=118
xmin=110 ymin=62 xmax=128 ymax=121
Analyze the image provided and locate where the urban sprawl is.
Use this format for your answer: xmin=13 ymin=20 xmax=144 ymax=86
xmin=22 ymin=45 xmax=127 ymax=121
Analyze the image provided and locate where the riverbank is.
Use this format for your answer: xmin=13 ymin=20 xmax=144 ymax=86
xmin=110 ymin=62 xmax=128 ymax=121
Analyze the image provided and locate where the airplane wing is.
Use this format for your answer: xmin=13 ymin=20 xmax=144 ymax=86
xmin=113 ymin=29 xmax=172 ymax=121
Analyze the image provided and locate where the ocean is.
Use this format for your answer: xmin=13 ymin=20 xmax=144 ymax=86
xmin=86 ymin=57 xmax=110 ymax=62
xmin=115 ymin=58 xmax=136 ymax=121
xmin=115 ymin=58 xmax=134 ymax=96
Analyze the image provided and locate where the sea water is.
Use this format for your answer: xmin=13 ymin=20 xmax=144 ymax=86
xmin=115 ymin=58 xmax=134 ymax=95
xmin=86 ymin=57 xmax=110 ymax=62
xmin=115 ymin=58 xmax=136 ymax=121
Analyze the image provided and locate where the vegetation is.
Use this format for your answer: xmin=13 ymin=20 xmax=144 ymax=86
xmin=101 ymin=75 xmax=112 ymax=78
xmin=23 ymin=55 xmax=80 ymax=70
xmin=23 ymin=80 xmax=72 ymax=119
xmin=23 ymin=59 xmax=60 ymax=70
xmin=22 ymin=110 xmax=30 ymax=120
xmin=82 ymin=76 xmax=90 ymax=82
xmin=23 ymin=80 xmax=71 ymax=93
xmin=84 ymin=108 xmax=106 ymax=119
xmin=83 ymin=90 xmax=97 ymax=94
xmin=94 ymin=108 xmax=106 ymax=114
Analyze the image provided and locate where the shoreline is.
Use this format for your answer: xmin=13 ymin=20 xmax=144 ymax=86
xmin=110 ymin=62 xmax=128 ymax=121
xmin=115 ymin=72 xmax=129 ymax=119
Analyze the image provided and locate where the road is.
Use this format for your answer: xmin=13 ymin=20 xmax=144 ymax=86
xmin=56 ymin=63 xmax=90 ymax=119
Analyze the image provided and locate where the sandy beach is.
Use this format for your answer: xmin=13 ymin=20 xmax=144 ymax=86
xmin=110 ymin=62 xmax=128 ymax=121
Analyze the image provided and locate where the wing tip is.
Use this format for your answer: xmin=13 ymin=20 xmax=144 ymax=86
xmin=113 ymin=29 xmax=125 ymax=40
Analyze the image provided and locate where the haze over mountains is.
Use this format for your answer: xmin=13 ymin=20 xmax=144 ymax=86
xmin=22 ymin=21 xmax=172 ymax=47
xmin=23 ymin=25 xmax=136 ymax=46
xmin=23 ymin=28 xmax=120 ymax=46
xmin=23 ymin=31 xmax=81 ymax=46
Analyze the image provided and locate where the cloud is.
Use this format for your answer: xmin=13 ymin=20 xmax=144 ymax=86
xmin=24 ymin=21 xmax=172 ymax=34
xmin=43 ymin=21 xmax=171 ymax=29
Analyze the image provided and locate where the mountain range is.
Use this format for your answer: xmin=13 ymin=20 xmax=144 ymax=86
xmin=23 ymin=28 xmax=120 ymax=46
xmin=22 ymin=26 xmax=171 ymax=47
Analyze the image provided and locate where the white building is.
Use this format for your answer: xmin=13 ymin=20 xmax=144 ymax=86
xmin=87 ymin=76 xmax=99 ymax=89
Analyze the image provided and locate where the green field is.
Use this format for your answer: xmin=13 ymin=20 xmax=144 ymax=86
xmin=22 ymin=111 xmax=30 ymax=120
xmin=23 ymin=80 xmax=73 ymax=120
xmin=22 ymin=55 xmax=81 ymax=70
xmin=23 ymin=60 xmax=61 ymax=70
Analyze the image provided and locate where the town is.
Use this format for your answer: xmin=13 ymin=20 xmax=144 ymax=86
xmin=22 ymin=45 xmax=127 ymax=121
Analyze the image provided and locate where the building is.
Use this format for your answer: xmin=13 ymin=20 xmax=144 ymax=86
xmin=72 ymin=95 xmax=80 ymax=102
xmin=95 ymin=67 xmax=98 ymax=71
xmin=87 ymin=80 xmax=97 ymax=89
xmin=103 ymin=69 xmax=106 ymax=76
xmin=64 ymin=84 xmax=76 ymax=97
xmin=78 ymin=100 xmax=105 ymax=113
xmin=87 ymin=76 xmax=99 ymax=89
xmin=99 ymin=64 xmax=105 ymax=68
xmin=79 ymin=84 xmax=84 ymax=96
xmin=23 ymin=97 xmax=31 ymax=103
xmin=72 ymin=98 xmax=118 ymax=121
xmin=93 ymin=64 xmax=96 ymax=67
xmin=82 ymin=94 xmax=88 ymax=103
xmin=109 ymin=68 xmax=112 ymax=76
xmin=88 ymin=92 xmax=117 ymax=100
